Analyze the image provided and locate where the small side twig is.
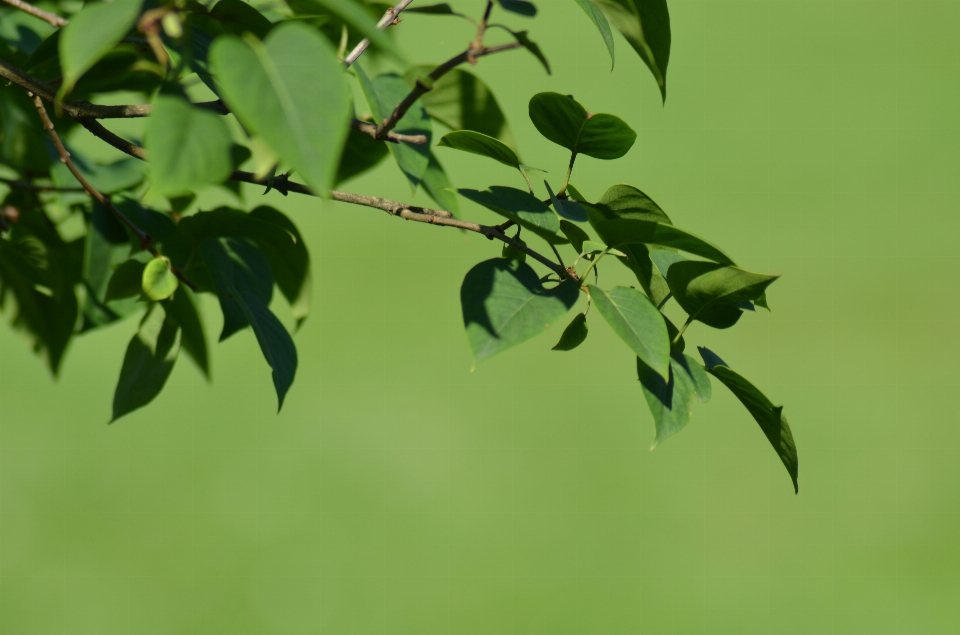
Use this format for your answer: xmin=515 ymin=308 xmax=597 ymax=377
xmin=29 ymin=93 xmax=195 ymax=290
xmin=0 ymin=177 xmax=84 ymax=192
xmin=343 ymin=0 xmax=415 ymax=68
xmin=351 ymin=119 xmax=427 ymax=145
xmin=1 ymin=0 xmax=67 ymax=27
xmin=468 ymin=0 xmax=495 ymax=63
xmin=137 ymin=7 xmax=172 ymax=69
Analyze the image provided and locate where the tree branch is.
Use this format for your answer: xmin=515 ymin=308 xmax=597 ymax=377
xmin=0 ymin=177 xmax=84 ymax=192
xmin=375 ymin=42 xmax=521 ymax=139
xmin=351 ymin=119 xmax=427 ymax=145
xmin=2 ymin=0 xmax=66 ymax=27
xmin=343 ymin=0 xmax=415 ymax=68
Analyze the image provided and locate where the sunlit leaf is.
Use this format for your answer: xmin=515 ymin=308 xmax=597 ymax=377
xmin=58 ymin=0 xmax=141 ymax=96
xmin=667 ymin=262 xmax=778 ymax=329
xmin=588 ymin=284 xmax=669 ymax=378
xmin=638 ymin=352 xmax=711 ymax=448
xmin=142 ymin=257 xmax=178 ymax=301
xmin=593 ymin=218 xmax=735 ymax=265
xmin=438 ymin=130 xmax=520 ymax=168
xmin=574 ymin=0 xmax=615 ymax=69
xmin=457 ymin=186 xmax=565 ymax=243
xmin=528 ymin=92 xmax=635 ymax=159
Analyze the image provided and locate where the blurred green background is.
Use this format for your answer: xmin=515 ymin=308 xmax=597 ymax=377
xmin=3 ymin=0 xmax=960 ymax=632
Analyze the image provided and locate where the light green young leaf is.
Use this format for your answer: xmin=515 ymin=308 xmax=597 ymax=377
xmin=112 ymin=303 xmax=181 ymax=422
xmin=594 ymin=0 xmax=671 ymax=101
xmin=461 ymin=259 xmax=580 ymax=363
xmin=638 ymin=352 xmax=711 ymax=449
xmin=166 ymin=288 xmax=209 ymax=379
xmin=574 ymin=0 xmax=615 ymax=69
xmin=58 ymin=0 xmax=142 ymax=96
xmin=553 ymin=312 xmax=588 ymax=351
xmin=142 ymin=257 xmax=178 ymax=301
xmin=528 ymin=92 xmax=636 ymax=159
xmin=457 ymin=186 xmax=565 ymax=244
xmin=438 ymin=130 xmax=520 ymax=168
xmin=667 ymin=262 xmax=779 ymax=329
xmin=698 ymin=347 xmax=799 ymax=493
xmin=145 ymin=95 xmax=233 ymax=197
xmin=593 ymin=218 xmax=735 ymax=265
xmin=355 ymin=65 xmax=432 ymax=191
xmin=210 ymin=22 xmax=351 ymax=195
xmin=588 ymin=284 xmax=670 ymax=379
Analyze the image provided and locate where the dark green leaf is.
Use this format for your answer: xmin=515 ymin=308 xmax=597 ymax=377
xmin=546 ymin=181 xmax=587 ymax=222
xmin=566 ymin=183 xmax=588 ymax=202
xmin=438 ymin=130 xmax=520 ymax=168
xmin=598 ymin=184 xmax=670 ymax=223
xmin=58 ymin=0 xmax=142 ymax=96
xmin=166 ymin=288 xmax=209 ymax=379
xmin=210 ymin=0 xmax=273 ymax=38
xmin=210 ymin=22 xmax=351 ymax=195
xmin=201 ymin=237 xmax=273 ymax=341
xmin=421 ymin=154 xmax=460 ymax=216
xmin=461 ymin=258 xmax=580 ymax=363
xmin=457 ymin=186 xmax=565 ymax=243
xmin=638 ymin=352 xmax=711 ymax=449
xmin=698 ymin=347 xmax=799 ymax=493
xmin=142 ymin=257 xmax=178 ymax=301
xmin=239 ymin=290 xmax=298 ymax=411
xmin=649 ymin=250 xmax=687 ymax=279
xmin=574 ymin=0 xmax=615 ymax=69
xmin=497 ymin=0 xmax=537 ymax=17
xmin=553 ymin=312 xmax=588 ymax=351
xmin=754 ymin=292 xmax=770 ymax=310
xmin=593 ymin=218 xmax=735 ymax=265
xmin=667 ymin=262 xmax=779 ymax=329
xmin=80 ymin=202 xmax=137 ymax=329
xmin=509 ymin=30 xmax=550 ymax=74
xmin=145 ymin=95 xmax=233 ymax=197
xmin=104 ymin=258 xmax=146 ymax=302
xmin=528 ymin=92 xmax=635 ymax=159
xmin=406 ymin=3 xmax=461 ymax=15
xmin=559 ymin=219 xmax=590 ymax=253
xmin=588 ymin=284 xmax=669 ymax=378
xmin=595 ymin=0 xmax=671 ymax=101
xmin=335 ymin=127 xmax=389 ymax=185
xmin=112 ymin=303 xmax=181 ymax=422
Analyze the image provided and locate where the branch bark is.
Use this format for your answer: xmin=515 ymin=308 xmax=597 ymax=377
xmin=343 ymin=0 xmax=415 ymax=68
xmin=2 ymin=0 xmax=66 ymax=27
xmin=0 ymin=177 xmax=84 ymax=192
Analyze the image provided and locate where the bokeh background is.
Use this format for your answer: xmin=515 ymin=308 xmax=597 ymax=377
xmin=3 ymin=0 xmax=960 ymax=632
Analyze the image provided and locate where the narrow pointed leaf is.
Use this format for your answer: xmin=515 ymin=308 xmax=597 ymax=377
xmin=509 ymin=30 xmax=550 ymax=74
xmin=595 ymin=0 xmax=671 ymax=101
xmin=593 ymin=218 xmax=735 ymax=265
xmin=528 ymin=92 xmax=635 ymax=159
xmin=698 ymin=347 xmax=799 ymax=493
xmin=638 ymin=352 xmax=711 ymax=449
xmin=142 ymin=257 xmax=178 ymax=301
xmin=438 ymin=130 xmax=520 ymax=168
xmin=553 ymin=312 xmax=588 ymax=351
xmin=239 ymin=290 xmax=298 ymax=410
xmin=457 ymin=186 xmax=565 ymax=243
xmin=667 ymin=262 xmax=779 ymax=329
xmin=574 ymin=0 xmax=615 ymax=69
xmin=588 ymin=284 xmax=669 ymax=378
xmin=112 ymin=304 xmax=180 ymax=422
xmin=166 ymin=289 xmax=209 ymax=379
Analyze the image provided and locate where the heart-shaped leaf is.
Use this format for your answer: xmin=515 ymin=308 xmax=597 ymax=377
xmin=588 ymin=284 xmax=670 ymax=378
xmin=545 ymin=181 xmax=588 ymax=222
xmin=58 ymin=0 xmax=142 ymax=96
xmin=593 ymin=218 xmax=735 ymax=265
xmin=698 ymin=347 xmax=799 ymax=493
xmin=438 ymin=130 xmax=520 ymax=168
xmin=574 ymin=0 xmax=615 ymax=70
xmin=462 ymin=259 xmax=580 ymax=362
xmin=457 ymin=186 xmax=565 ymax=243
xmin=112 ymin=303 xmax=180 ymax=422
xmin=594 ymin=0 xmax=671 ymax=101
xmin=210 ymin=22 xmax=351 ymax=195
xmin=142 ymin=257 xmax=178 ymax=301
xmin=145 ymin=95 xmax=233 ymax=198
xmin=355 ymin=65 xmax=432 ymax=191
xmin=638 ymin=352 xmax=711 ymax=449
xmin=668 ymin=262 xmax=779 ymax=329
xmin=553 ymin=312 xmax=589 ymax=351
xmin=528 ymin=92 xmax=636 ymax=159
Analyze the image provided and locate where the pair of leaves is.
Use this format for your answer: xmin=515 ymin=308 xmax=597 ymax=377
xmin=461 ymin=259 xmax=579 ymax=363
xmin=58 ymin=0 xmax=142 ymax=97
xmin=210 ymin=22 xmax=351 ymax=196
xmin=529 ymin=92 xmax=636 ymax=160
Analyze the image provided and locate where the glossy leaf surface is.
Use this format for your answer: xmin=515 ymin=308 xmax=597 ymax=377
xmin=528 ymin=92 xmax=635 ymax=159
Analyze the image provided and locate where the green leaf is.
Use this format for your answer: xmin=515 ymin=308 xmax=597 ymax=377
xmin=142 ymin=257 xmax=179 ymax=301
xmin=501 ymin=235 xmax=527 ymax=263
xmin=566 ymin=183 xmax=588 ymax=202
xmin=209 ymin=0 xmax=273 ymax=38
xmin=649 ymin=250 xmax=687 ymax=279
xmin=201 ymin=237 xmax=273 ymax=341
xmin=165 ymin=288 xmax=209 ymax=379
xmin=403 ymin=67 xmax=516 ymax=149
xmin=598 ymin=184 xmax=671 ymax=223
xmin=80 ymin=202 xmax=137 ymax=329
xmin=457 ymin=186 xmax=565 ymax=244
xmin=501 ymin=29 xmax=550 ymax=74
xmin=594 ymin=0 xmax=671 ymax=101
xmin=335 ymin=126 xmax=389 ymax=185
xmin=528 ymin=92 xmax=636 ymax=159
xmin=638 ymin=352 xmax=711 ymax=449
xmin=593 ymin=219 xmax=735 ymax=265
xmin=104 ymin=258 xmax=146 ymax=302
xmin=559 ymin=219 xmax=590 ymax=254
xmin=438 ymin=130 xmax=520 ymax=169
xmin=209 ymin=22 xmax=351 ymax=195
xmin=667 ymin=261 xmax=779 ymax=329
xmin=545 ymin=181 xmax=587 ymax=222
xmin=355 ymin=65 xmax=432 ymax=191
xmin=461 ymin=259 xmax=580 ymax=363
xmin=553 ymin=312 xmax=588 ymax=351
xmin=698 ymin=347 xmax=799 ymax=493
xmin=574 ymin=0 xmax=615 ymax=69
xmin=240 ymin=289 xmax=298 ymax=411
xmin=588 ymin=284 xmax=669 ymax=379
xmin=421 ymin=154 xmax=460 ymax=216
xmin=406 ymin=3 xmax=461 ymax=15
xmin=58 ymin=0 xmax=142 ymax=96
xmin=754 ymin=292 xmax=770 ymax=310
xmin=580 ymin=240 xmax=624 ymax=257
xmin=145 ymin=95 xmax=233 ymax=198
xmin=112 ymin=303 xmax=181 ymax=422
xmin=310 ymin=0 xmax=404 ymax=61
xmin=498 ymin=0 xmax=537 ymax=17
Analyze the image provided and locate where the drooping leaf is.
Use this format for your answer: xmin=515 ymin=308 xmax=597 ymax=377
xmin=574 ymin=0 xmax=615 ymax=69
xmin=553 ymin=312 xmax=588 ymax=351
xmin=593 ymin=218 xmax=735 ymax=265
xmin=80 ymin=202 xmax=137 ymax=330
xmin=145 ymin=95 xmax=233 ymax=198
xmin=594 ymin=0 xmax=671 ymax=101
xmin=111 ymin=303 xmax=181 ymax=422
xmin=528 ymin=92 xmax=636 ymax=159
xmin=461 ymin=259 xmax=580 ymax=363
xmin=104 ymin=258 xmax=146 ymax=302
xmin=421 ymin=154 xmax=460 ymax=216
xmin=141 ymin=257 xmax=179 ymax=301
xmin=438 ymin=130 xmax=520 ymax=169
xmin=588 ymin=284 xmax=669 ymax=379
xmin=698 ymin=347 xmax=799 ymax=493
xmin=335 ymin=126 xmax=389 ymax=185
xmin=667 ymin=262 xmax=779 ymax=329
xmin=210 ymin=22 xmax=351 ymax=195
xmin=355 ymin=65 xmax=432 ymax=191
xmin=201 ymin=237 xmax=273 ymax=341
xmin=209 ymin=0 xmax=273 ymax=38
xmin=559 ymin=219 xmax=590 ymax=253
xmin=58 ymin=0 xmax=142 ymax=96
xmin=165 ymin=288 xmax=209 ymax=379
xmin=509 ymin=30 xmax=551 ymax=74
xmin=457 ymin=186 xmax=565 ymax=243
xmin=497 ymin=0 xmax=537 ymax=17
xmin=546 ymin=181 xmax=587 ymax=222
xmin=637 ymin=352 xmax=711 ymax=449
